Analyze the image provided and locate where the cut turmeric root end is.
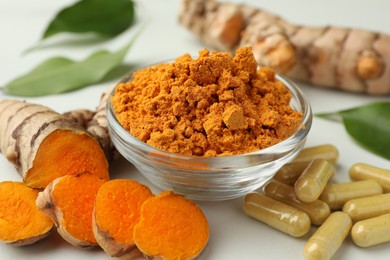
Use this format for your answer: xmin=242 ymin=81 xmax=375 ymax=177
xmin=36 ymin=173 xmax=106 ymax=248
xmin=93 ymin=179 xmax=154 ymax=257
xmin=0 ymin=181 xmax=53 ymax=246
xmin=25 ymin=129 xmax=109 ymax=188
xmin=0 ymin=99 xmax=109 ymax=189
xmin=133 ymin=191 xmax=209 ymax=260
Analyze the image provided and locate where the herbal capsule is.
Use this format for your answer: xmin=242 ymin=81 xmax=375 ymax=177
xmin=273 ymin=161 xmax=311 ymax=186
xmin=304 ymin=212 xmax=352 ymax=260
xmin=343 ymin=193 xmax=390 ymax=222
xmin=349 ymin=163 xmax=390 ymax=193
xmin=351 ymin=213 xmax=390 ymax=247
xmin=292 ymin=144 xmax=339 ymax=164
xmin=294 ymin=159 xmax=334 ymax=203
xmin=243 ymin=192 xmax=311 ymax=237
xmin=319 ymin=180 xmax=383 ymax=210
xmin=264 ymin=180 xmax=330 ymax=225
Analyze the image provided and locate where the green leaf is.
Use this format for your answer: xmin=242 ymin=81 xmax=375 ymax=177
xmin=4 ymin=36 xmax=137 ymax=96
xmin=43 ymin=0 xmax=135 ymax=39
xmin=316 ymin=102 xmax=390 ymax=160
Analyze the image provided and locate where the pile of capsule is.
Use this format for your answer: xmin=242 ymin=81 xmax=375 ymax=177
xmin=242 ymin=144 xmax=390 ymax=260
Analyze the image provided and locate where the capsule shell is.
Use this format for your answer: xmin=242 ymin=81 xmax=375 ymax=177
xmin=292 ymin=144 xmax=339 ymax=164
xmin=273 ymin=161 xmax=311 ymax=186
xmin=343 ymin=193 xmax=390 ymax=222
xmin=319 ymin=180 xmax=383 ymax=210
xmin=294 ymin=159 xmax=334 ymax=203
xmin=351 ymin=213 xmax=390 ymax=247
xmin=349 ymin=163 xmax=390 ymax=193
xmin=264 ymin=180 xmax=330 ymax=225
xmin=243 ymin=192 xmax=311 ymax=237
xmin=304 ymin=212 xmax=352 ymax=260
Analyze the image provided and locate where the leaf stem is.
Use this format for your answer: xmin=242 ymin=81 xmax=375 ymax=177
xmin=315 ymin=112 xmax=342 ymax=123
xmin=22 ymin=41 xmax=44 ymax=56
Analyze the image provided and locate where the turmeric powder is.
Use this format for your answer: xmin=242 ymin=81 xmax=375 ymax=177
xmin=36 ymin=173 xmax=106 ymax=248
xmin=93 ymin=179 xmax=154 ymax=257
xmin=112 ymin=47 xmax=302 ymax=156
xmin=133 ymin=191 xmax=209 ymax=260
xmin=0 ymin=181 xmax=53 ymax=246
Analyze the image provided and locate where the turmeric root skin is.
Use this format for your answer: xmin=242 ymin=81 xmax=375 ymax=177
xmin=0 ymin=181 xmax=53 ymax=246
xmin=0 ymin=100 xmax=109 ymax=188
xmin=36 ymin=174 xmax=106 ymax=248
xmin=179 ymin=0 xmax=390 ymax=95
xmin=87 ymin=84 xmax=118 ymax=161
xmin=63 ymin=109 xmax=95 ymax=129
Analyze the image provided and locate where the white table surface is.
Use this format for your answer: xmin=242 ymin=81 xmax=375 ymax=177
xmin=1 ymin=0 xmax=389 ymax=259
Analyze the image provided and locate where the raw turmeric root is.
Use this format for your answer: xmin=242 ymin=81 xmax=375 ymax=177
xmin=93 ymin=179 xmax=153 ymax=257
xmin=63 ymin=109 xmax=95 ymax=129
xmin=0 ymin=99 xmax=109 ymax=188
xmin=179 ymin=0 xmax=390 ymax=95
xmin=36 ymin=173 xmax=106 ymax=248
xmin=87 ymin=84 xmax=118 ymax=161
xmin=63 ymin=84 xmax=117 ymax=161
xmin=0 ymin=181 xmax=53 ymax=246
xmin=133 ymin=191 xmax=209 ymax=260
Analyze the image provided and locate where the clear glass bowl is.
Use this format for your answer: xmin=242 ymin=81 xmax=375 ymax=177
xmin=106 ymin=73 xmax=312 ymax=201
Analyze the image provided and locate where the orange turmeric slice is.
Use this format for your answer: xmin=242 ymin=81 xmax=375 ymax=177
xmin=133 ymin=191 xmax=209 ymax=260
xmin=0 ymin=181 xmax=53 ymax=246
xmin=93 ymin=179 xmax=154 ymax=257
xmin=36 ymin=173 xmax=106 ymax=247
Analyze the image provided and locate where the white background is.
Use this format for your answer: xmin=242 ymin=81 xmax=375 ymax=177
xmin=0 ymin=0 xmax=389 ymax=259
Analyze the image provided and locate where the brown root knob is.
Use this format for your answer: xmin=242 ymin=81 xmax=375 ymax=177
xmin=267 ymin=40 xmax=297 ymax=73
xmin=63 ymin=109 xmax=95 ymax=129
xmin=357 ymin=50 xmax=384 ymax=80
xmin=207 ymin=4 xmax=245 ymax=51
xmin=253 ymin=34 xmax=297 ymax=73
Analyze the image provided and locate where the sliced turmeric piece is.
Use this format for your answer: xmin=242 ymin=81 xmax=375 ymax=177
xmin=0 ymin=181 xmax=53 ymax=246
xmin=0 ymin=100 xmax=109 ymax=188
xmin=93 ymin=179 xmax=154 ymax=257
xmin=36 ymin=173 xmax=106 ymax=248
xmin=133 ymin=191 xmax=209 ymax=260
